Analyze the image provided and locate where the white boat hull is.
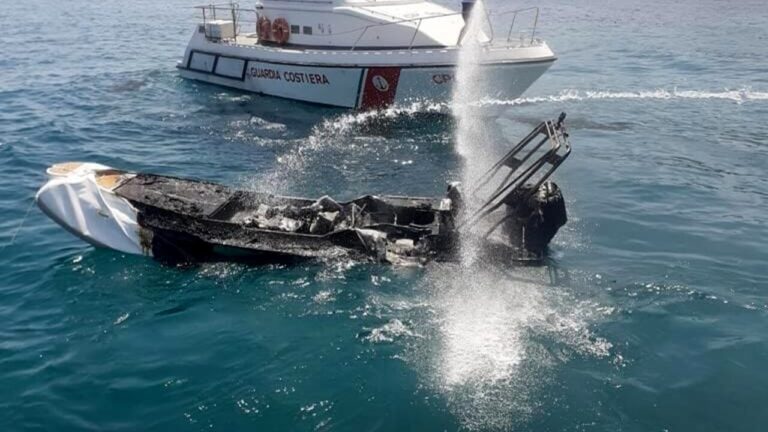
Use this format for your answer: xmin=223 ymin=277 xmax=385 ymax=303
xmin=177 ymin=31 xmax=555 ymax=109
xmin=179 ymin=59 xmax=553 ymax=109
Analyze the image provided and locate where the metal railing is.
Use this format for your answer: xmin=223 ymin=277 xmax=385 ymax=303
xmin=349 ymin=6 xmax=541 ymax=50
xmin=460 ymin=113 xmax=571 ymax=236
xmin=193 ymin=3 xmax=542 ymax=50
xmin=196 ymin=3 xmax=258 ymax=41
xmin=350 ymin=12 xmax=460 ymax=51
xmin=492 ymin=7 xmax=540 ymax=45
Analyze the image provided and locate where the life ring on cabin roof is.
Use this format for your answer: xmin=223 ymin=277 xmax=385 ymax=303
xmin=257 ymin=17 xmax=272 ymax=41
xmin=272 ymin=18 xmax=290 ymax=45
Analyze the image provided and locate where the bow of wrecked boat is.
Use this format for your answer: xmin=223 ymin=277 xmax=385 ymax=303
xmin=35 ymin=114 xmax=571 ymax=266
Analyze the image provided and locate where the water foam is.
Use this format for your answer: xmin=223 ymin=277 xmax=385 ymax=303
xmin=412 ymin=265 xmax=614 ymax=431
xmin=481 ymin=87 xmax=768 ymax=106
xmin=437 ymin=274 xmax=540 ymax=387
xmin=249 ymin=100 xmax=448 ymax=192
xmin=361 ymin=318 xmax=418 ymax=344
xmin=248 ymin=84 xmax=764 ymax=192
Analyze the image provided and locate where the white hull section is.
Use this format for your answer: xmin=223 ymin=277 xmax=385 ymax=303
xmin=35 ymin=163 xmax=147 ymax=256
xmin=178 ymin=31 xmax=555 ymax=109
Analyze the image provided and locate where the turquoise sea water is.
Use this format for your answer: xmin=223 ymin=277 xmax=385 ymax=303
xmin=2 ymin=0 xmax=768 ymax=430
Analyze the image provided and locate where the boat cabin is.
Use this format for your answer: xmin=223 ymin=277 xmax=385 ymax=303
xmin=242 ymin=0 xmax=465 ymax=48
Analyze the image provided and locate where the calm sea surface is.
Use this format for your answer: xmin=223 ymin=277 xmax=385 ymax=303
xmin=1 ymin=0 xmax=768 ymax=430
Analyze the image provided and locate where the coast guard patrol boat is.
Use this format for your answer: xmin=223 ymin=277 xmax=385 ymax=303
xmin=178 ymin=0 xmax=556 ymax=109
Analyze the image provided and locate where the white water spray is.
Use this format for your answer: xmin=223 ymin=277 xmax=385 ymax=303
xmin=452 ymin=0 xmax=498 ymax=264
xmin=417 ymin=3 xmax=615 ymax=429
xmin=453 ymin=0 xmax=493 ymax=162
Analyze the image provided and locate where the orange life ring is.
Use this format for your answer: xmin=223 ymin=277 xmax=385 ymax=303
xmin=272 ymin=18 xmax=290 ymax=45
xmin=257 ymin=17 xmax=272 ymax=41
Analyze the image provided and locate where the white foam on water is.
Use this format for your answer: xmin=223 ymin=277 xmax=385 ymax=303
xmin=249 ymin=100 xmax=447 ymax=192
xmin=437 ymin=274 xmax=541 ymax=387
xmin=312 ymin=289 xmax=336 ymax=304
xmin=362 ymin=318 xmax=418 ymax=344
xmin=113 ymin=312 xmax=130 ymax=325
xmin=480 ymin=87 xmax=768 ymax=106
xmin=246 ymin=83 xmax=764 ymax=192
xmin=248 ymin=116 xmax=287 ymax=132
xmin=213 ymin=92 xmax=252 ymax=103
xmin=411 ymin=265 xmax=614 ymax=431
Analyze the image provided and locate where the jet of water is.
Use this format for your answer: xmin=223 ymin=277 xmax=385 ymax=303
xmin=452 ymin=0 xmax=499 ymax=265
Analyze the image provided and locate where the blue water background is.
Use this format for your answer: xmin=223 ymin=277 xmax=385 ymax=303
xmin=1 ymin=0 xmax=768 ymax=430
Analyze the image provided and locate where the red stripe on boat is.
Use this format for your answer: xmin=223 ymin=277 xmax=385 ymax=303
xmin=359 ymin=67 xmax=401 ymax=110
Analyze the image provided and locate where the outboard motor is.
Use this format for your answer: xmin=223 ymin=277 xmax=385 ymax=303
xmin=502 ymin=181 xmax=567 ymax=259
xmin=460 ymin=113 xmax=572 ymax=262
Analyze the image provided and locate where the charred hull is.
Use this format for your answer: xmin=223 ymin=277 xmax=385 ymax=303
xmin=121 ymin=173 xmax=459 ymax=265
xmin=128 ymin=176 xmax=567 ymax=265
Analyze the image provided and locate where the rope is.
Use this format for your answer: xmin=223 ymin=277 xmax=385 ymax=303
xmin=1 ymin=197 xmax=35 ymax=252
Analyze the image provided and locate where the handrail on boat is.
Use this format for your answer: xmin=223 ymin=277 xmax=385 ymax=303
xmin=472 ymin=6 xmax=541 ymax=46
xmin=491 ymin=6 xmax=540 ymax=45
xmin=350 ymin=12 xmax=460 ymax=51
xmin=195 ymin=3 xmax=258 ymax=40
xmin=350 ymin=6 xmax=540 ymax=51
xmin=192 ymin=3 xmax=542 ymax=50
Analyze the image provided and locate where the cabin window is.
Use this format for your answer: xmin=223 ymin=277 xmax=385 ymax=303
xmin=290 ymin=25 xmax=300 ymax=34
xmin=188 ymin=52 xmax=216 ymax=73
xmin=303 ymin=26 xmax=313 ymax=35
xmin=214 ymin=56 xmax=246 ymax=80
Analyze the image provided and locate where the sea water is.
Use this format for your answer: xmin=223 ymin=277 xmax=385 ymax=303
xmin=1 ymin=0 xmax=768 ymax=430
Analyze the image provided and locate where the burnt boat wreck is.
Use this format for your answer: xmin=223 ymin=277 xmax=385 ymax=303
xmin=36 ymin=114 xmax=572 ymax=266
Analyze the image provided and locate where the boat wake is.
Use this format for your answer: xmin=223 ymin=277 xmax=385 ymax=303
xmin=480 ymin=87 xmax=768 ymax=106
xmin=308 ymin=87 xmax=768 ymax=129
xmin=319 ymin=86 xmax=768 ymax=124
xmin=246 ymin=85 xmax=766 ymax=194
